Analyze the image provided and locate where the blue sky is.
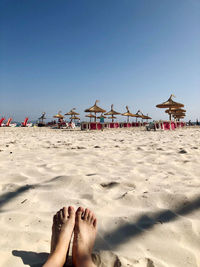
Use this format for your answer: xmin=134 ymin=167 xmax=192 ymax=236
xmin=0 ymin=0 xmax=200 ymax=122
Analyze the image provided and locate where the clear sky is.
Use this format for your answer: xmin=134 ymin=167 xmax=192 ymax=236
xmin=1 ymin=0 xmax=200 ymax=122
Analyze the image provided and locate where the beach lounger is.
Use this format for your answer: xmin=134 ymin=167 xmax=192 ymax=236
xmin=146 ymin=122 xmax=156 ymax=131
xmin=0 ymin=118 xmax=5 ymax=127
xmin=21 ymin=117 xmax=29 ymax=127
xmin=6 ymin=118 xmax=12 ymax=127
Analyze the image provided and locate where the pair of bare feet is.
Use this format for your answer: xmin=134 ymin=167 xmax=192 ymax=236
xmin=43 ymin=206 xmax=97 ymax=267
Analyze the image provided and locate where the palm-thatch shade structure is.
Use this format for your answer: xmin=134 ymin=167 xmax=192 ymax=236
xmin=38 ymin=112 xmax=46 ymax=123
xmin=108 ymin=116 xmax=117 ymax=119
xmin=134 ymin=110 xmax=144 ymax=122
xmin=65 ymin=108 xmax=80 ymax=122
xmin=70 ymin=116 xmax=80 ymax=120
xmin=85 ymin=114 xmax=96 ymax=122
xmin=165 ymin=108 xmax=186 ymax=114
xmin=97 ymin=113 xmax=107 ymax=119
xmin=53 ymin=111 xmax=64 ymax=119
xmin=104 ymin=104 xmax=121 ymax=122
xmin=156 ymin=94 xmax=184 ymax=120
xmin=85 ymin=100 xmax=106 ymax=122
xmin=142 ymin=114 xmax=152 ymax=121
xmin=122 ymin=106 xmax=136 ymax=122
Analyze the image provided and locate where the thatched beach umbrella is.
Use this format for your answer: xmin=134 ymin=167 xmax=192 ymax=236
xmin=156 ymin=94 xmax=184 ymax=120
xmin=97 ymin=113 xmax=107 ymax=119
xmin=65 ymin=108 xmax=80 ymax=122
xmin=105 ymin=104 xmax=121 ymax=122
xmin=53 ymin=111 xmax=64 ymax=119
xmin=108 ymin=116 xmax=117 ymax=120
xmin=165 ymin=108 xmax=186 ymax=114
xmin=38 ymin=112 xmax=46 ymax=123
xmin=85 ymin=114 xmax=96 ymax=122
xmin=173 ymin=114 xmax=185 ymax=120
xmin=85 ymin=100 xmax=106 ymax=122
xmin=122 ymin=106 xmax=135 ymax=123
xmin=71 ymin=115 xmax=80 ymax=121
xmin=142 ymin=114 xmax=152 ymax=122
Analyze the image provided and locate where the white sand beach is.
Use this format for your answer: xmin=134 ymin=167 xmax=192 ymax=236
xmin=0 ymin=127 xmax=200 ymax=267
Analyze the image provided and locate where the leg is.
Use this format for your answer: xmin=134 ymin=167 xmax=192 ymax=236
xmin=43 ymin=206 xmax=75 ymax=267
xmin=72 ymin=207 xmax=97 ymax=267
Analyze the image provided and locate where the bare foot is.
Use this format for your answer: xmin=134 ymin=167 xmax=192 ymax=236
xmin=43 ymin=206 xmax=75 ymax=267
xmin=72 ymin=207 xmax=97 ymax=267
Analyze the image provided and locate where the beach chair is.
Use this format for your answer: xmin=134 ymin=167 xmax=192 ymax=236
xmin=109 ymin=122 xmax=114 ymax=128
xmin=97 ymin=123 xmax=102 ymax=130
xmin=6 ymin=118 xmax=12 ymax=127
xmin=114 ymin=122 xmax=119 ymax=128
xmin=21 ymin=117 xmax=29 ymax=127
xmin=146 ymin=122 xmax=156 ymax=131
xmin=0 ymin=118 xmax=5 ymax=127
xmin=90 ymin=122 xmax=97 ymax=130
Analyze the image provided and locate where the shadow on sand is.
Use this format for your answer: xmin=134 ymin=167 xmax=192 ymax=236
xmin=4 ymin=178 xmax=200 ymax=265
xmin=12 ymin=250 xmax=49 ymax=267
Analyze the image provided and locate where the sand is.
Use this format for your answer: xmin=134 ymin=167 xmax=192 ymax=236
xmin=0 ymin=126 xmax=200 ymax=267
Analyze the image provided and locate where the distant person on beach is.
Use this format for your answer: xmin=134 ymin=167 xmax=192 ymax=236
xmin=196 ymin=119 xmax=199 ymax=126
xmin=43 ymin=206 xmax=97 ymax=267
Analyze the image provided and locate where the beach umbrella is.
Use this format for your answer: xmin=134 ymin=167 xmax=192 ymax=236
xmin=122 ymin=106 xmax=136 ymax=123
xmin=97 ymin=113 xmax=107 ymax=119
xmin=65 ymin=108 xmax=79 ymax=116
xmin=38 ymin=112 xmax=46 ymax=123
xmin=173 ymin=114 xmax=185 ymax=120
xmin=65 ymin=108 xmax=80 ymax=122
xmin=142 ymin=114 xmax=152 ymax=122
xmin=53 ymin=111 xmax=64 ymax=119
xmin=133 ymin=110 xmax=144 ymax=122
xmin=85 ymin=114 xmax=96 ymax=122
xmin=105 ymin=104 xmax=121 ymax=122
xmin=165 ymin=108 xmax=186 ymax=114
xmin=70 ymin=116 xmax=80 ymax=121
xmin=85 ymin=100 xmax=106 ymax=122
xmin=108 ymin=116 xmax=117 ymax=120
xmin=156 ymin=94 xmax=184 ymax=120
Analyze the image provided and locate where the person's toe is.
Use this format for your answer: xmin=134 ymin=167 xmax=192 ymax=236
xmin=87 ymin=210 xmax=93 ymax=222
xmin=90 ymin=215 xmax=95 ymax=224
xmin=93 ymin=218 xmax=97 ymax=228
xmin=76 ymin=207 xmax=84 ymax=221
xmin=83 ymin=208 xmax=90 ymax=221
xmin=68 ymin=206 xmax=75 ymax=219
xmin=58 ymin=209 xmax=64 ymax=222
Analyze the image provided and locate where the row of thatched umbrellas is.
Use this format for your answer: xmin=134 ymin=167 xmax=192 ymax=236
xmin=52 ymin=101 xmax=152 ymax=123
xmin=156 ymin=94 xmax=186 ymax=120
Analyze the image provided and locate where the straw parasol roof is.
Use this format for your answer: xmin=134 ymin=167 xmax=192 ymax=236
xmin=71 ymin=116 xmax=80 ymax=120
xmin=122 ymin=106 xmax=136 ymax=122
xmin=142 ymin=114 xmax=152 ymax=120
xmin=97 ymin=113 xmax=107 ymax=119
xmin=105 ymin=104 xmax=120 ymax=122
xmin=85 ymin=114 xmax=96 ymax=118
xmin=108 ymin=116 xmax=117 ymax=119
xmin=85 ymin=113 xmax=96 ymax=122
xmin=85 ymin=100 xmax=106 ymax=122
xmin=53 ymin=111 xmax=64 ymax=119
xmin=65 ymin=108 xmax=79 ymax=116
xmin=173 ymin=114 xmax=185 ymax=119
xmin=105 ymin=104 xmax=120 ymax=116
xmin=85 ymin=100 xmax=106 ymax=113
xmin=165 ymin=108 xmax=186 ymax=114
xmin=156 ymin=94 xmax=184 ymax=109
